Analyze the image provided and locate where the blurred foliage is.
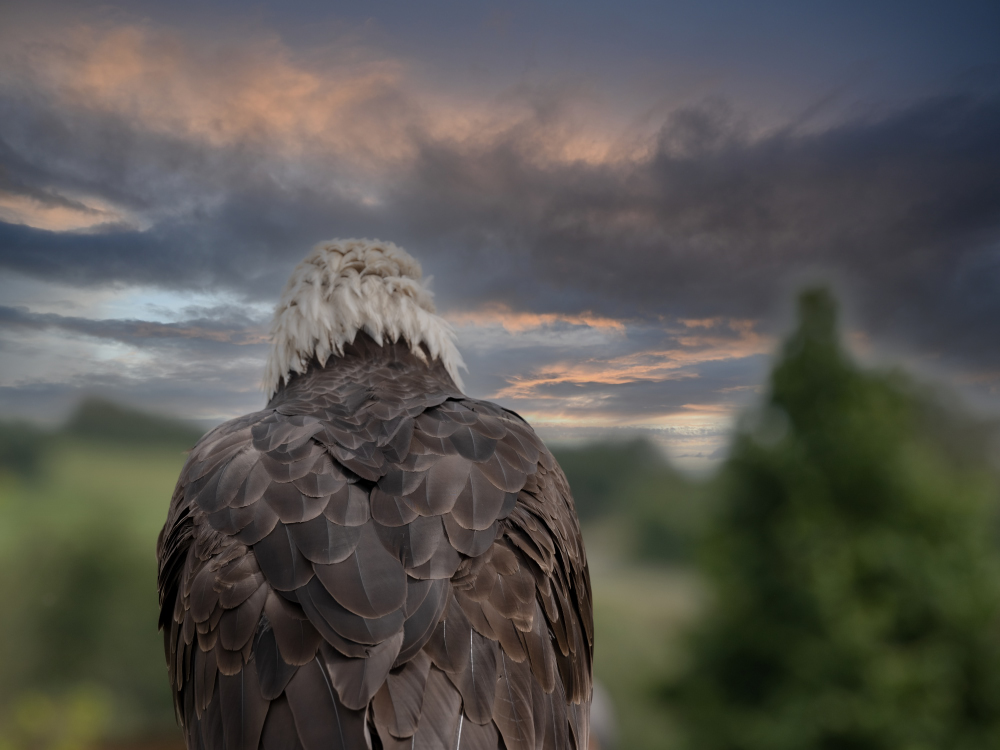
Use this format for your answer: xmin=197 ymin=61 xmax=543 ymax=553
xmin=588 ymin=541 xmax=702 ymax=750
xmin=64 ymin=398 xmax=203 ymax=449
xmin=0 ymin=687 xmax=111 ymax=750
xmin=667 ymin=288 xmax=1000 ymax=750
xmin=553 ymin=437 xmax=715 ymax=749
xmin=554 ymin=439 xmax=714 ymax=563
xmin=0 ymin=421 xmax=46 ymax=479
xmin=554 ymin=439 xmax=665 ymax=521
xmin=0 ymin=400 xmax=197 ymax=748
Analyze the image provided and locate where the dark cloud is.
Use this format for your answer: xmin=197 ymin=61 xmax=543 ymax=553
xmin=0 ymin=23 xmax=999 ymax=433
xmin=397 ymin=94 xmax=1000 ymax=338
xmin=3 ymin=84 xmax=998 ymax=367
xmin=0 ymin=305 xmax=268 ymax=349
xmin=0 ymin=304 xmax=271 ymax=425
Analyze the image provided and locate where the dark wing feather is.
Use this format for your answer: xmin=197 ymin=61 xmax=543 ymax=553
xmin=255 ymin=623 xmax=299 ymax=700
xmin=536 ymin=681 xmax=570 ymax=750
xmin=284 ymin=657 xmax=367 ymax=750
xmin=218 ymin=584 xmax=267 ymax=650
xmin=286 ymin=513 xmax=361 ymax=564
xmin=397 ymin=578 xmax=450 ymax=664
xmin=253 ymin=524 xmax=315 ymax=591
xmin=457 ymin=716 xmax=500 ymax=750
xmin=194 ymin=646 xmax=217 ymax=717
xmin=321 ymin=630 xmax=405 ymax=710
xmin=297 ymin=576 xmax=406 ymax=645
xmin=454 ymin=627 xmax=499 ymax=724
xmin=372 ymin=650 xmax=432 ymax=739
xmin=312 ymin=521 xmax=407 ymax=618
xmin=450 ymin=469 xmax=511 ymax=531
xmin=443 ymin=512 xmax=498 ymax=557
xmin=411 ymin=666 xmax=464 ymax=750
xmin=259 ymin=696 xmax=305 ymax=750
xmin=493 ymin=650 xmax=536 ymax=750
xmin=218 ymin=657 xmax=269 ymax=750
xmin=197 ymin=687 xmax=225 ymax=750
xmin=159 ymin=337 xmax=591 ymax=750
xmin=425 ymin=590 xmax=473 ymax=674
xmin=263 ymin=590 xmax=322 ymax=665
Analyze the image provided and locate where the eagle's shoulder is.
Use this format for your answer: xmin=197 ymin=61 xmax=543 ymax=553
xmin=158 ymin=342 xmax=592 ymax=750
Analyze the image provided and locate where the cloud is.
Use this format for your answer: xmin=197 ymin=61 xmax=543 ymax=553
xmin=447 ymin=302 xmax=627 ymax=334
xmin=0 ymin=18 xmax=998 ymax=464
xmin=455 ymin=315 xmax=772 ymax=431
xmin=0 ymin=302 xmax=272 ymax=425
xmin=492 ymin=319 xmax=770 ymax=400
xmin=0 ymin=305 xmax=269 ymax=348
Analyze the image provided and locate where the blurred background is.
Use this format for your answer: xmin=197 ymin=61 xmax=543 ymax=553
xmin=2 ymin=1 xmax=1000 ymax=748
xmin=3 ymin=287 xmax=1000 ymax=750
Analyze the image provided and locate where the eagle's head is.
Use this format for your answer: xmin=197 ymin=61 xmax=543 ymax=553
xmin=262 ymin=238 xmax=465 ymax=397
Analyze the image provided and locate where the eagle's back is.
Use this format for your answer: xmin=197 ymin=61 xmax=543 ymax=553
xmin=157 ymin=334 xmax=593 ymax=750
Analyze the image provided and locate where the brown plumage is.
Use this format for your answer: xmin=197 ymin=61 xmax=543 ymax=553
xmin=158 ymin=240 xmax=593 ymax=750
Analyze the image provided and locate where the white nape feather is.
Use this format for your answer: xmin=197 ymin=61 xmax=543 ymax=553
xmin=263 ymin=238 xmax=466 ymax=398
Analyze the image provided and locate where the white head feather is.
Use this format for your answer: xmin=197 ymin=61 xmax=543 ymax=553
xmin=263 ymin=238 xmax=465 ymax=398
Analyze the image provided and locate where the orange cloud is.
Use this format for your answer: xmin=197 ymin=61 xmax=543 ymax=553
xmin=446 ymin=303 xmax=627 ymax=333
xmin=0 ymin=190 xmax=130 ymax=232
xmin=5 ymin=23 xmax=650 ymax=174
xmin=493 ymin=355 xmax=691 ymax=400
xmin=15 ymin=25 xmax=413 ymax=165
xmin=493 ymin=318 xmax=772 ymax=400
xmin=127 ymin=322 xmax=270 ymax=345
xmin=510 ymin=400 xmax=739 ymax=431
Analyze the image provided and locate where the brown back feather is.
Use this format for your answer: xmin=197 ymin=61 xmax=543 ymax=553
xmin=157 ymin=334 xmax=592 ymax=750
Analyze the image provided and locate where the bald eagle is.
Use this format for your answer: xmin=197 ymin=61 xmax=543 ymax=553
xmin=157 ymin=240 xmax=593 ymax=750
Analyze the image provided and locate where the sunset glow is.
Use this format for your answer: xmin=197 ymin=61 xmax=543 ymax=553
xmin=1 ymin=2 xmax=997 ymax=468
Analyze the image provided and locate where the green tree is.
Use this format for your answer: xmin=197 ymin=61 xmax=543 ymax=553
xmin=669 ymin=288 xmax=1000 ymax=750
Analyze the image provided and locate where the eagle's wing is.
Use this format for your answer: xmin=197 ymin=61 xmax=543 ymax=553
xmin=158 ymin=385 xmax=592 ymax=750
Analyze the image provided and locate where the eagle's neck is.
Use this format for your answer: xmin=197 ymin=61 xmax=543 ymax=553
xmin=266 ymin=332 xmax=462 ymax=410
xmin=262 ymin=239 xmax=465 ymax=398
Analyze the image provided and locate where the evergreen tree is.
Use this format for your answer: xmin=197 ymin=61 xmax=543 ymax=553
xmin=669 ymin=288 xmax=1000 ymax=750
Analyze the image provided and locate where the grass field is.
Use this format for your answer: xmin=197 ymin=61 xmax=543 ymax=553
xmin=0 ymin=436 xmax=700 ymax=749
xmin=0 ymin=439 xmax=188 ymax=745
xmin=585 ymin=521 xmax=703 ymax=750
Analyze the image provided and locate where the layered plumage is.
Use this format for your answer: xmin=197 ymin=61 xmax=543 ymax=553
xmin=158 ymin=239 xmax=593 ymax=750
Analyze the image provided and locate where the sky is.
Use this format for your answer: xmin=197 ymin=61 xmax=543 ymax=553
xmin=1 ymin=0 xmax=998 ymax=470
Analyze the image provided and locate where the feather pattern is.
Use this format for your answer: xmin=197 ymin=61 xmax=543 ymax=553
xmin=284 ymin=657 xmax=367 ymax=750
xmin=373 ymin=650 xmax=432 ymax=739
xmin=218 ymin=657 xmax=269 ymax=750
xmin=494 ymin=651 xmax=536 ymax=750
xmin=259 ymin=696 xmax=305 ymax=750
xmin=321 ymin=631 xmax=405 ymax=710
xmin=411 ymin=666 xmax=464 ymax=750
xmin=158 ymin=306 xmax=592 ymax=750
xmin=255 ymin=623 xmax=299 ymax=700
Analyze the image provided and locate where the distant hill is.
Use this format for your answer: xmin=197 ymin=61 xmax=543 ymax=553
xmin=0 ymin=398 xmax=205 ymax=477
xmin=0 ymin=420 xmax=46 ymax=477
xmin=552 ymin=438 xmax=669 ymax=521
xmin=553 ymin=438 xmax=716 ymax=563
xmin=63 ymin=398 xmax=206 ymax=449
